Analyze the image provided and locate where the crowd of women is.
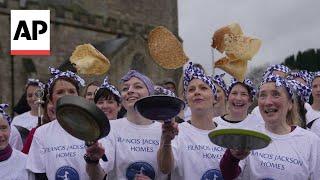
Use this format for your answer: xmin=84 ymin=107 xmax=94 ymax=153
xmin=1 ymin=62 xmax=320 ymax=180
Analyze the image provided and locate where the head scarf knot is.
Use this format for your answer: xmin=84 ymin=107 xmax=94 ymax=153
xmin=96 ymin=76 xmax=121 ymax=99
xmin=183 ymin=62 xmax=217 ymax=101
xmin=0 ymin=104 xmax=11 ymax=125
xmin=47 ymin=67 xmax=85 ymax=93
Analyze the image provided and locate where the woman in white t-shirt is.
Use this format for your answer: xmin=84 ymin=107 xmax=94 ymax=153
xmin=213 ymin=77 xmax=262 ymax=130
xmin=26 ymin=67 xmax=88 ymax=180
xmin=220 ymin=74 xmax=320 ymax=180
xmin=11 ymin=79 xmax=45 ymax=131
xmin=86 ymin=70 xmax=167 ymax=180
xmin=305 ymin=71 xmax=320 ymax=137
xmin=157 ymin=62 xmax=225 ymax=179
xmin=94 ymin=76 xmax=121 ymax=121
xmin=0 ymin=104 xmax=34 ymax=180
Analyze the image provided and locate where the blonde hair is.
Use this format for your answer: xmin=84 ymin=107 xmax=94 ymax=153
xmin=286 ymin=94 xmax=300 ymax=126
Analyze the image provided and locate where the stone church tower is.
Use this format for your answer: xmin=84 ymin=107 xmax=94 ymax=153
xmin=0 ymin=0 xmax=182 ymax=112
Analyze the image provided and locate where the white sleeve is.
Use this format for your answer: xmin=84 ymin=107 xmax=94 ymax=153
xmin=26 ymin=130 xmax=46 ymax=173
xmin=310 ymin=137 xmax=320 ymax=179
xmin=310 ymin=120 xmax=320 ymax=138
xmin=100 ymin=131 xmax=115 ymax=173
xmin=9 ymin=126 xmax=23 ymax=150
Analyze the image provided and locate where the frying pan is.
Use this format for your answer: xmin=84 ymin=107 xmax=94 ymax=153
xmin=208 ymin=128 xmax=271 ymax=150
xmin=134 ymin=95 xmax=185 ymax=123
xmin=56 ymin=95 xmax=110 ymax=161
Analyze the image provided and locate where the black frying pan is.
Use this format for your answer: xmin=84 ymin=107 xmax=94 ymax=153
xmin=56 ymin=95 xmax=110 ymax=161
xmin=56 ymin=95 xmax=110 ymax=142
xmin=134 ymin=95 xmax=185 ymax=123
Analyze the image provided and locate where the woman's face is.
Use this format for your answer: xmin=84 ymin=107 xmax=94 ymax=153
xmin=26 ymin=85 xmax=39 ymax=111
xmin=0 ymin=118 xmax=10 ymax=150
xmin=50 ymin=79 xmax=78 ymax=107
xmin=258 ymin=82 xmax=292 ymax=125
xmin=85 ymin=85 xmax=98 ymax=102
xmin=96 ymin=97 xmax=121 ymax=120
xmin=214 ymin=83 xmax=226 ymax=111
xmin=227 ymin=84 xmax=252 ymax=116
xmin=312 ymin=77 xmax=320 ymax=102
xmin=121 ymin=77 xmax=149 ymax=111
xmin=186 ymin=79 xmax=215 ymax=113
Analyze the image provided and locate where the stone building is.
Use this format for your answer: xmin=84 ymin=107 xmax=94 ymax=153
xmin=0 ymin=0 xmax=182 ymax=113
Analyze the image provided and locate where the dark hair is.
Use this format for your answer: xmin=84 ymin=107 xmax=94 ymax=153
xmin=229 ymin=82 xmax=254 ymax=102
xmin=40 ymin=100 xmax=52 ymax=126
xmin=48 ymin=76 xmax=80 ymax=101
xmin=83 ymin=81 xmax=100 ymax=97
xmin=94 ymin=88 xmax=121 ymax=105
xmin=25 ymin=82 xmax=40 ymax=93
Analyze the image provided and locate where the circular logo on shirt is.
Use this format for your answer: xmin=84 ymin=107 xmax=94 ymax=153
xmin=201 ymin=169 xmax=223 ymax=180
xmin=126 ymin=161 xmax=155 ymax=180
xmin=55 ymin=166 xmax=79 ymax=180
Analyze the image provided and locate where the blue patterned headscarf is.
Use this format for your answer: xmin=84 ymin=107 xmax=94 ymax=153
xmin=25 ymin=78 xmax=45 ymax=90
xmin=121 ymin=70 xmax=154 ymax=95
xmin=47 ymin=67 xmax=85 ymax=94
xmin=95 ymin=76 xmax=121 ymax=99
xmin=154 ymin=87 xmax=177 ymax=97
xmin=227 ymin=77 xmax=256 ymax=100
xmin=260 ymin=74 xmax=295 ymax=102
xmin=0 ymin=104 xmax=11 ymax=125
xmin=210 ymin=73 xmax=227 ymax=95
xmin=183 ymin=62 xmax=217 ymax=101
xmin=287 ymin=79 xmax=312 ymax=103
xmin=286 ymin=70 xmax=312 ymax=88
xmin=262 ymin=64 xmax=291 ymax=79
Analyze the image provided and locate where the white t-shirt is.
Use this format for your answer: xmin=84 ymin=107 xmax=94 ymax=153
xmin=26 ymin=120 xmax=89 ymax=180
xmin=305 ymin=103 xmax=320 ymax=137
xmin=12 ymin=111 xmax=38 ymax=131
xmin=213 ymin=113 xmax=264 ymax=130
xmin=100 ymin=118 xmax=168 ymax=180
xmin=9 ymin=125 xmax=23 ymax=150
xmin=170 ymin=122 xmax=225 ymax=180
xmin=183 ymin=106 xmax=192 ymax=121
xmin=0 ymin=149 xmax=35 ymax=180
xmin=238 ymin=124 xmax=320 ymax=180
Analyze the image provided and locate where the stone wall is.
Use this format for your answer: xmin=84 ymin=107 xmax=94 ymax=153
xmin=0 ymin=0 xmax=182 ymax=114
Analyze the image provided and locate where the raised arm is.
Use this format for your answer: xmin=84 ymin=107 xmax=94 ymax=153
xmin=157 ymin=121 xmax=178 ymax=174
xmin=85 ymin=142 xmax=107 ymax=179
xmin=220 ymin=149 xmax=250 ymax=180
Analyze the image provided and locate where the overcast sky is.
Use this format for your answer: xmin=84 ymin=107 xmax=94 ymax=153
xmin=178 ymin=0 xmax=320 ymax=75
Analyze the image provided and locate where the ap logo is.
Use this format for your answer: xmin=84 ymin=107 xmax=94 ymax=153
xmin=10 ymin=10 xmax=50 ymax=55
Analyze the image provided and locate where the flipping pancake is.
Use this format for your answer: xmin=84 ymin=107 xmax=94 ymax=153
xmin=70 ymin=44 xmax=110 ymax=75
xmin=214 ymin=57 xmax=248 ymax=82
xmin=148 ymin=26 xmax=189 ymax=69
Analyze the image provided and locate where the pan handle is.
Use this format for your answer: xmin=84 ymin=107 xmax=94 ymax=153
xmin=85 ymin=141 xmax=108 ymax=162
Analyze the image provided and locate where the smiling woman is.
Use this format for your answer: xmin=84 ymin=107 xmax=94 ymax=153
xmin=220 ymin=74 xmax=320 ymax=180
xmin=213 ymin=77 xmax=262 ymax=130
xmin=85 ymin=70 xmax=168 ymax=180
xmin=0 ymin=104 xmax=35 ymax=179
